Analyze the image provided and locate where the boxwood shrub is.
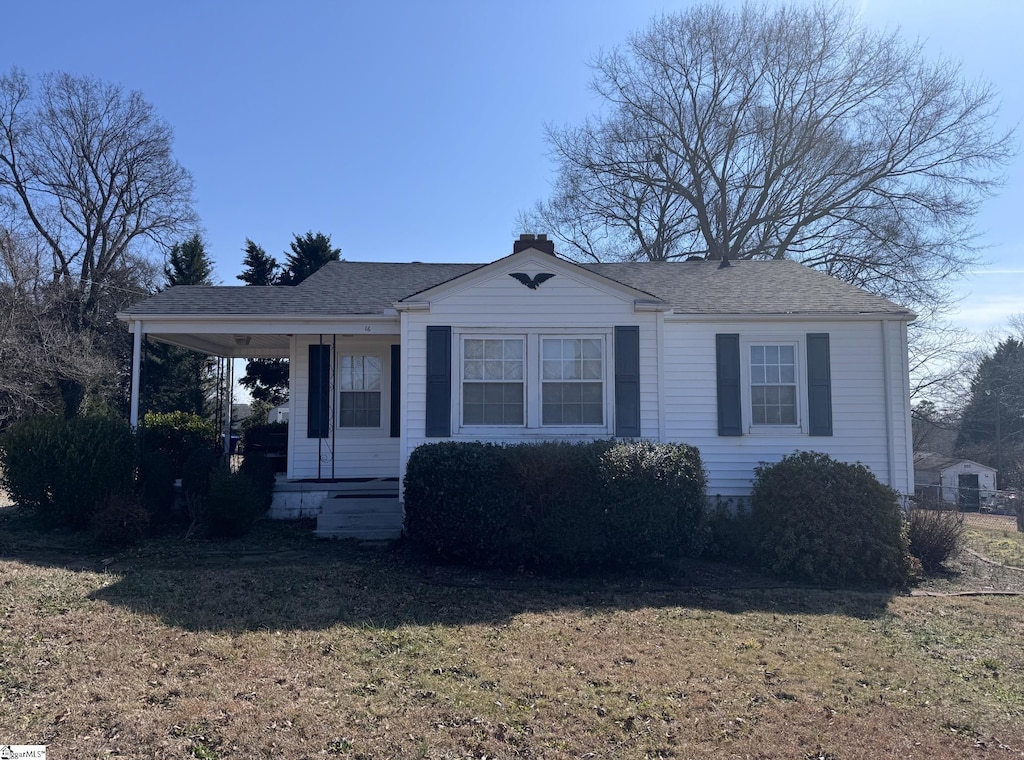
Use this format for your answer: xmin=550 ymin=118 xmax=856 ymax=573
xmin=0 ymin=414 xmax=137 ymax=529
xmin=404 ymin=439 xmax=707 ymax=572
xmin=750 ymin=451 xmax=911 ymax=587
xmin=141 ymin=410 xmax=218 ymax=476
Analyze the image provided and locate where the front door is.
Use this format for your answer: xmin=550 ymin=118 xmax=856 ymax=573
xmin=958 ymin=473 xmax=980 ymax=511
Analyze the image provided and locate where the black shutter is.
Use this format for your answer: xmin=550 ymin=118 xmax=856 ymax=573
xmin=614 ymin=326 xmax=641 ymax=437
xmin=307 ymin=343 xmax=330 ymax=439
xmin=425 ymin=326 xmax=451 ymax=437
xmin=806 ymin=333 xmax=833 ymax=436
xmin=716 ymin=334 xmax=742 ymax=436
xmin=390 ymin=344 xmax=401 ymax=438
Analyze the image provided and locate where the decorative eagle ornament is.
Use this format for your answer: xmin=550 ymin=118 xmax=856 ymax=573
xmin=508 ymin=272 xmax=556 ymax=290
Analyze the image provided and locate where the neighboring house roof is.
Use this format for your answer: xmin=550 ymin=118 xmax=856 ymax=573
xmin=913 ymin=452 xmax=996 ymax=474
xmin=119 ymin=255 xmax=913 ymax=319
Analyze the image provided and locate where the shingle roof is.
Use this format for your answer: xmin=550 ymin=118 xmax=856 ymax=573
xmin=120 ymin=258 xmax=913 ymax=318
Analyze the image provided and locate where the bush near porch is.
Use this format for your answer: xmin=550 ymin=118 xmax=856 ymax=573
xmin=404 ymin=440 xmax=707 ymax=572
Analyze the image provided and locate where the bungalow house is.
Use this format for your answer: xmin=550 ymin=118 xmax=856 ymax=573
xmin=118 ymin=234 xmax=915 ymax=538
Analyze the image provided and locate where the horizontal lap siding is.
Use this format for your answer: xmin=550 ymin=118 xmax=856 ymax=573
xmin=291 ymin=336 xmax=401 ymax=479
xmin=662 ymin=320 xmax=897 ymax=498
xmin=403 ymin=266 xmax=659 ymax=472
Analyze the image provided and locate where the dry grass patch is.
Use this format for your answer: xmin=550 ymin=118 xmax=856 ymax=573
xmin=965 ymin=523 xmax=1024 ymax=570
xmin=0 ymin=510 xmax=1023 ymax=758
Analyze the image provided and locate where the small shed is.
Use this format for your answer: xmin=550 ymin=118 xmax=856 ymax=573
xmin=914 ymin=452 xmax=997 ymax=509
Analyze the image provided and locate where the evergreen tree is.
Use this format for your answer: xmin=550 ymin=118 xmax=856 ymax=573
xmin=279 ymin=231 xmax=341 ymax=286
xmin=237 ymin=239 xmax=288 ymax=409
xmin=236 ymin=239 xmax=279 ymax=286
xmin=165 ymin=234 xmax=213 ymax=286
xmin=143 ymin=236 xmax=217 ymax=415
xmin=956 ymin=338 xmax=1024 ymax=487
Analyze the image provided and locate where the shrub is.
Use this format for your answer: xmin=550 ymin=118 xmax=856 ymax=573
xmin=404 ymin=439 xmax=708 ymax=572
xmin=239 ymin=453 xmax=276 ymax=514
xmin=0 ymin=414 xmax=135 ymax=529
xmin=239 ymin=422 xmax=288 ymax=472
xmin=181 ymin=447 xmax=217 ymax=534
xmin=205 ymin=467 xmax=263 ymax=539
xmin=702 ymin=499 xmax=756 ymax=564
xmin=138 ymin=450 xmax=176 ymax=518
xmin=404 ymin=441 xmax=521 ymax=566
xmin=750 ymin=451 xmax=910 ymax=587
xmin=0 ymin=415 xmax=63 ymax=513
xmin=92 ymin=494 xmax=151 ymax=549
xmin=141 ymin=411 xmax=217 ymax=475
xmin=599 ymin=441 xmax=707 ymax=563
xmin=907 ymin=507 xmax=964 ymax=573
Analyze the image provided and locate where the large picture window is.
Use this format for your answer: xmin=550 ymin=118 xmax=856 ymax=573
xmin=339 ymin=355 xmax=382 ymax=427
xmin=541 ymin=337 xmax=604 ymax=425
xmin=462 ymin=338 xmax=524 ymax=425
xmin=749 ymin=344 xmax=797 ymax=425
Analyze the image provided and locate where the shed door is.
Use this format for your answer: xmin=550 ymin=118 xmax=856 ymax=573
xmin=958 ymin=474 xmax=980 ymax=512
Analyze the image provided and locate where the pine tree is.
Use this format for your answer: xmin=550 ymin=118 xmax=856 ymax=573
xmin=236 ymin=239 xmax=279 ymax=286
xmin=143 ymin=235 xmax=217 ymax=415
xmin=237 ymin=239 xmax=288 ymax=409
xmin=279 ymin=231 xmax=341 ymax=286
xmin=956 ymin=338 xmax=1024 ymax=487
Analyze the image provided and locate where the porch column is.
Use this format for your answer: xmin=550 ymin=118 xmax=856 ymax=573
xmin=129 ymin=320 xmax=143 ymax=429
xmin=223 ymin=357 xmax=234 ymax=458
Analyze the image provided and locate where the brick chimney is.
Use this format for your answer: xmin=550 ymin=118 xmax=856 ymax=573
xmin=513 ymin=233 xmax=555 ymax=255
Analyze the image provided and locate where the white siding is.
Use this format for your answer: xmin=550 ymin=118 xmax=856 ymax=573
xmin=661 ymin=318 xmax=912 ymax=499
xmin=401 ymin=253 xmax=660 ymax=477
xmin=289 ymin=335 xmax=401 ymax=479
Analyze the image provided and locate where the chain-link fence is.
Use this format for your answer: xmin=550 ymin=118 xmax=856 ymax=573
xmin=913 ymin=483 xmax=1023 ymax=530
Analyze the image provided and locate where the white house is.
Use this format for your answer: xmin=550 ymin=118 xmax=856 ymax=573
xmin=118 ymin=235 xmax=915 ymax=538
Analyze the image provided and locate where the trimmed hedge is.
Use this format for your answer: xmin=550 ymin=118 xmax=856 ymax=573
xmin=141 ymin=411 xmax=218 ymax=475
xmin=0 ymin=415 xmax=136 ymax=529
xmin=404 ymin=440 xmax=707 ymax=572
xmin=750 ymin=451 xmax=911 ymax=587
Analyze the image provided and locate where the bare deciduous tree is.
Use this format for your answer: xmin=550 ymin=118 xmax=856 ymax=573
xmin=521 ymin=2 xmax=1015 ymax=312
xmin=0 ymin=68 xmax=194 ymax=417
xmin=0 ymin=67 xmax=195 ymax=328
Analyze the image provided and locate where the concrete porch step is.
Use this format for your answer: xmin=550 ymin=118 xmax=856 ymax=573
xmin=315 ymin=495 xmax=403 ymax=540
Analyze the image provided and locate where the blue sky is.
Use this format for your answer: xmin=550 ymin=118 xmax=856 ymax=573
xmin=4 ymin=0 xmax=1021 ymax=336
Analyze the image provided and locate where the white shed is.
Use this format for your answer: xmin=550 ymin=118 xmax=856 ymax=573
xmin=914 ymin=452 xmax=997 ymax=508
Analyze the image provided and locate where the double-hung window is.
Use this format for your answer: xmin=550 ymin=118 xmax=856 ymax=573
xmin=339 ymin=354 xmax=382 ymax=427
xmin=541 ymin=337 xmax=604 ymax=425
xmin=749 ymin=344 xmax=797 ymax=426
xmin=462 ymin=337 xmax=524 ymax=425
xmin=459 ymin=333 xmax=607 ymax=429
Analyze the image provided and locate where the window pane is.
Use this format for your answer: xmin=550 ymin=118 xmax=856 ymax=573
xmin=583 ymin=359 xmax=601 ymax=380
xmin=780 ymin=345 xmax=794 ymax=363
xmin=484 ymin=360 xmax=504 ymax=380
xmin=484 ymin=340 xmax=503 ymax=359
xmin=339 ymin=391 xmax=381 ymax=427
xmin=464 ymin=360 xmax=482 ymax=380
xmin=780 ymin=365 xmax=795 ymax=384
xmin=542 ymin=381 xmax=603 ymax=426
xmin=765 ymin=345 xmax=779 ymax=363
xmin=465 ymin=340 xmax=483 ymax=359
xmin=751 ymin=345 xmax=764 ymax=364
xmin=582 ymin=339 xmax=602 ymax=359
xmin=542 ymin=340 xmax=561 ymax=360
xmin=463 ymin=382 xmax=522 ymax=426
xmin=504 ymin=341 xmax=523 ymax=360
